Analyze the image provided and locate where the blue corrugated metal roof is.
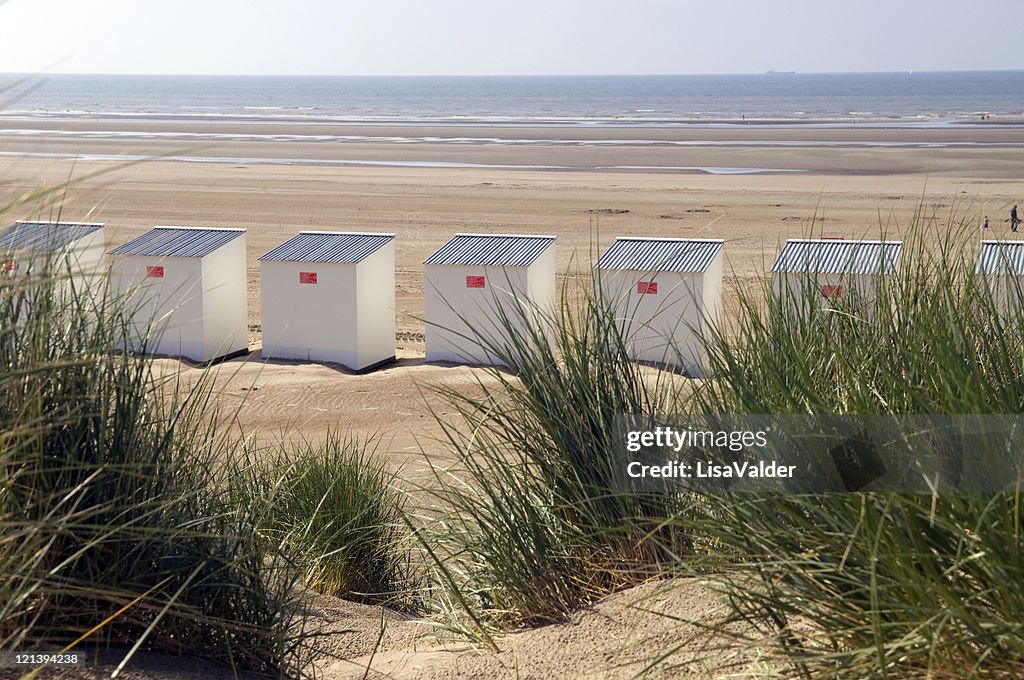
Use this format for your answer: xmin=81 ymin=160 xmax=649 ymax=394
xmin=424 ymin=233 xmax=555 ymax=267
xmin=771 ymin=239 xmax=902 ymax=275
xmin=109 ymin=227 xmax=245 ymax=258
xmin=0 ymin=221 xmax=103 ymax=252
xmin=977 ymin=241 xmax=1024 ymax=276
xmin=595 ymin=237 xmax=723 ymax=273
xmin=259 ymin=231 xmax=394 ymax=263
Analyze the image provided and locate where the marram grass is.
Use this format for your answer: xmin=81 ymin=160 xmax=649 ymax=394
xmin=0 ymin=251 xmax=311 ymax=676
xmin=414 ymin=275 xmax=696 ymax=632
xmin=671 ymin=217 xmax=1024 ymax=678
xmin=234 ymin=431 xmax=414 ymax=607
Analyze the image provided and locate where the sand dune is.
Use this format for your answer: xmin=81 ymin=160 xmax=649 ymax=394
xmin=310 ymin=579 xmax=755 ymax=680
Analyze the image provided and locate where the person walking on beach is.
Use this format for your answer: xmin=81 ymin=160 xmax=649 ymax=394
xmin=983 ymin=215 xmax=990 ymax=232
xmin=1012 ymin=205 xmax=1020 ymax=233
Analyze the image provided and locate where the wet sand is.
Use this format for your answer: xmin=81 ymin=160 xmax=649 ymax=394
xmin=3 ymin=117 xmax=1024 ymax=175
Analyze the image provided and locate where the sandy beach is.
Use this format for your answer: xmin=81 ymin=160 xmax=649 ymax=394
xmin=4 ymin=118 xmax=1024 ymax=677
xmin=4 ymin=119 xmax=1024 ymax=441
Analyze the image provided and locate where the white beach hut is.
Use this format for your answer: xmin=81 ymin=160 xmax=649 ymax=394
xmin=771 ymin=239 xmax=902 ymax=315
xmin=0 ymin=220 xmax=106 ymax=297
xmin=259 ymin=231 xmax=396 ymax=371
xmin=109 ymin=226 xmax=248 ymax=363
xmin=976 ymin=240 xmax=1024 ymax=316
xmin=595 ymin=237 xmax=724 ymax=377
xmin=424 ymin=233 xmax=556 ymax=366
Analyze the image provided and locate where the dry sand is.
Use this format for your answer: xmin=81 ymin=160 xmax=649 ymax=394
xmin=17 ymin=580 xmax=760 ymax=680
xmin=307 ymin=579 xmax=759 ymax=680
xmin=3 ymin=119 xmax=1024 ymax=677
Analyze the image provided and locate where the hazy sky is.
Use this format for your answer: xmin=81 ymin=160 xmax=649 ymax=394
xmin=2 ymin=0 xmax=1023 ymax=76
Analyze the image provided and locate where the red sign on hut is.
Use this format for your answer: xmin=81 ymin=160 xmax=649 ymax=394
xmin=821 ymin=284 xmax=842 ymax=298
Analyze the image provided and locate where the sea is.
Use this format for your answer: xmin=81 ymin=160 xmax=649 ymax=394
xmin=3 ymin=71 xmax=1023 ymax=126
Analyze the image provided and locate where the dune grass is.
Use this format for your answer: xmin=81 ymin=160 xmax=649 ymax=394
xmin=696 ymin=222 xmax=1024 ymax=415
xmin=234 ymin=431 xmax=413 ymax=607
xmin=414 ymin=277 xmax=695 ymax=633
xmin=668 ymin=492 xmax=1024 ymax=679
xmin=0 ymin=250 xmax=311 ymax=675
xmin=668 ymin=217 xmax=1024 ymax=677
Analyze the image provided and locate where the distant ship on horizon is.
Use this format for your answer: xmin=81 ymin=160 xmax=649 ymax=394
xmin=766 ymin=70 xmax=797 ymax=75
